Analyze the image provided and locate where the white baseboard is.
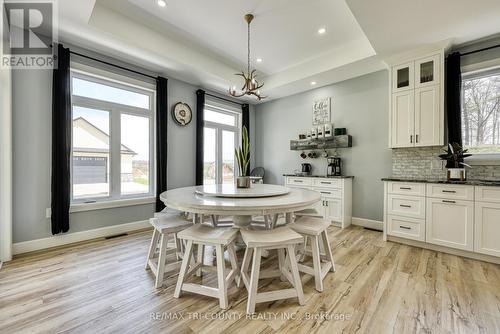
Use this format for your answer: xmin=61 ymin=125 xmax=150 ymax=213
xmin=352 ymin=217 xmax=383 ymax=231
xmin=12 ymin=220 xmax=151 ymax=256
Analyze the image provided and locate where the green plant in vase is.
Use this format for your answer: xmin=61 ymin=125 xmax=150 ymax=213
xmin=438 ymin=143 xmax=472 ymax=181
xmin=235 ymin=126 xmax=251 ymax=188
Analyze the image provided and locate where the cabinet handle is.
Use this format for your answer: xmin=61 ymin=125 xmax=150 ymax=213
xmin=400 ymin=187 xmax=412 ymax=190
xmin=326 ymin=201 xmax=329 ymax=207
xmin=410 ymin=135 xmax=413 ymax=143
xmin=442 ymin=200 xmax=456 ymax=204
xmin=399 ymin=204 xmax=412 ymax=208
xmin=320 ymin=181 xmax=331 ymax=184
xmin=399 ymin=225 xmax=412 ymax=230
xmin=320 ymin=191 xmax=331 ymax=195
xmin=442 ymin=190 xmax=456 ymax=193
xmin=416 ymin=134 xmax=419 ymax=143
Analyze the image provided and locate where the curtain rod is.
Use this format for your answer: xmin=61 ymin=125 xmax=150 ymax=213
xmin=205 ymin=93 xmax=245 ymax=106
xmin=460 ymin=43 xmax=500 ymax=57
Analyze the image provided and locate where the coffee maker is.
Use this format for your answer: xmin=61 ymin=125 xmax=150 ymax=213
xmin=327 ymin=157 xmax=342 ymax=176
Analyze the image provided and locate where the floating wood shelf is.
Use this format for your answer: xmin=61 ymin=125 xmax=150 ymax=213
xmin=290 ymin=135 xmax=352 ymax=150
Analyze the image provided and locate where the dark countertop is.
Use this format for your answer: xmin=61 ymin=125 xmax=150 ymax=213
xmin=284 ymin=174 xmax=354 ymax=179
xmin=382 ymin=177 xmax=500 ymax=187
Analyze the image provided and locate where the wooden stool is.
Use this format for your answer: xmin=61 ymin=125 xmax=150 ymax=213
xmin=289 ymin=217 xmax=335 ymax=292
xmin=174 ymin=225 xmax=240 ymax=309
xmin=240 ymin=227 xmax=305 ymax=314
xmin=145 ymin=214 xmax=192 ymax=288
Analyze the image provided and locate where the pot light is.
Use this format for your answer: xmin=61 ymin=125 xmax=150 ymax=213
xmin=310 ymin=81 xmax=317 ymax=86
xmin=317 ymin=27 xmax=327 ymax=35
xmin=157 ymin=0 xmax=166 ymax=7
xmin=256 ymin=58 xmax=263 ymax=63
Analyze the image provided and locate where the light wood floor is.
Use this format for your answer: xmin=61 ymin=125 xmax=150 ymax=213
xmin=1 ymin=225 xmax=500 ymax=334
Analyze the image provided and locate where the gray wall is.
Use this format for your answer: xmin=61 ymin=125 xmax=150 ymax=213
xmin=12 ymin=67 xmax=255 ymax=243
xmin=255 ymin=70 xmax=392 ymax=221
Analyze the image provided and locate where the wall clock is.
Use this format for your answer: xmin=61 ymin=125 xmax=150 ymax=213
xmin=171 ymin=102 xmax=192 ymax=126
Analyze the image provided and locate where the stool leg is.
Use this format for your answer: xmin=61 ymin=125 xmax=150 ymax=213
xmin=227 ymin=243 xmax=240 ymax=287
xmin=215 ymin=245 xmax=228 ymax=309
xmin=321 ymin=230 xmax=335 ymax=272
xmin=145 ymin=229 xmax=160 ymax=270
xmin=311 ymin=235 xmax=323 ymax=292
xmin=155 ymin=234 xmax=168 ymax=288
xmin=174 ymin=240 xmax=194 ymax=298
xmin=287 ymin=245 xmax=304 ymax=305
xmin=196 ymin=244 xmax=204 ymax=277
xmin=240 ymin=247 xmax=253 ymax=290
xmin=277 ymin=249 xmax=286 ymax=282
xmin=173 ymin=233 xmax=181 ymax=261
xmin=246 ymin=248 xmax=262 ymax=314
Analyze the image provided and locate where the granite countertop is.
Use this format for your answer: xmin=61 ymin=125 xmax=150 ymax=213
xmin=382 ymin=177 xmax=500 ymax=187
xmin=284 ymin=174 xmax=354 ymax=179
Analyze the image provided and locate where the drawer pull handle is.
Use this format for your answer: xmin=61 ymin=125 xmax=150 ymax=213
xmin=320 ymin=191 xmax=331 ymax=194
xmin=294 ymin=180 xmax=303 ymax=183
xmin=320 ymin=182 xmax=331 ymax=184
xmin=399 ymin=204 xmax=412 ymax=208
xmin=399 ymin=225 xmax=412 ymax=230
xmin=442 ymin=190 xmax=456 ymax=193
xmin=442 ymin=200 xmax=456 ymax=204
xmin=400 ymin=187 xmax=412 ymax=190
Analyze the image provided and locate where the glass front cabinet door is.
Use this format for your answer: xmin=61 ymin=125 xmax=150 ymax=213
xmin=392 ymin=62 xmax=414 ymax=92
xmin=415 ymin=54 xmax=440 ymax=88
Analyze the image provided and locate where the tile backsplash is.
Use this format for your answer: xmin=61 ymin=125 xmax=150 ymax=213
xmin=392 ymin=147 xmax=500 ymax=180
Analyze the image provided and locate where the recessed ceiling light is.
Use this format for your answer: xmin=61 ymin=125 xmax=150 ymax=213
xmin=317 ymin=27 xmax=327 ymax=35
xmin=256 ymin=58 xmax=263 ymax=63
xmin=157 ymin=0 xmax=167 ymax=7
xmin=310 ymin=81 xmax=317 ymax=86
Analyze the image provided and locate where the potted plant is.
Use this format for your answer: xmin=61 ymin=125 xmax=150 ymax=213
xmin=235 ymin=126 xmax=251 ymax=188
xmin=438 ymin=143 xmax=472 ymax=181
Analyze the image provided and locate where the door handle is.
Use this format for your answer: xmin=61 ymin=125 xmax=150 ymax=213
xmin=416 ymin=134 xmax=419 ymax=143
xmin=410 ymin=135 xmax=413 ymax=143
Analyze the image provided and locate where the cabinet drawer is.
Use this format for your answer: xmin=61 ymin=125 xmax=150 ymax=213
xmin=312 ymin=178 xmax=341 ymax=188
xmin=387 ymin=194 xmax=426 ymax=219
xmin=315 ymin=188 xmax=342 ymax=199
xmin=387 ymin=182 xmax=425 ymax=196
xmin=286 ymin=177 xmax=312 ymax=186
xmin=426 ymin=184 xmax=474 ymax=201
xmin=387 ymin=215 xmax=425 ymax=242
xmin=475 ymin=186 xmax=500 ymax=203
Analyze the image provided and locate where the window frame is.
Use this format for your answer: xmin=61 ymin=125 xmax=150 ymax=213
xmin=461 ymin=65 xmax=500 ymax=165
xmin=203 ymin=99 xmax=242 ymax=185
xmin=70 ymin=68 xmax=156 ymax=206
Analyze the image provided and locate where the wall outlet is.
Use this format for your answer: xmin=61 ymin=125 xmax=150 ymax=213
xmin=46 ymin=208 xmax=51 ymax=219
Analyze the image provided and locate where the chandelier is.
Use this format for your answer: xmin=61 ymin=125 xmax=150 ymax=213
xmin=229 ymin=14 xmax=266 ymax=100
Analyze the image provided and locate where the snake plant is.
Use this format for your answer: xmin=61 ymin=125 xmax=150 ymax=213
xmin=235 ymin=126 xmax=250 ymax=177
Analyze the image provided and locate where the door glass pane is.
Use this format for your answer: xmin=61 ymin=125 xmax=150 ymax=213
xmin=204 ymin=109 xmax=236 ymax=126
xmin=72 ymin=106 xmax=110 ymax=199
xmin=222 ymin=130 xmax=235 ymax=184
xmin=72 ymin=77 xmax=150 ymax=109
xmin=397 ymin=67 xmax=410 ymax=88
xmin=121 ymin=114 xmax=150 ymax=195
xmin=420 ymin=61 xmax=434 ymax=84
xmin=204 ymin=128 xmax=216 ymax=185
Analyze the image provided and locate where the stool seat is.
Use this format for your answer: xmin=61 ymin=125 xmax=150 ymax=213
xmin=178 ymin=224 xmax=239 ymax=245
xmin=290 ymin=217 xmax=330 ymax=236
xmin=150 ymin=214 xmax=192 ymax=234
xmin=240 ymin=227 xmax=303 ymax=248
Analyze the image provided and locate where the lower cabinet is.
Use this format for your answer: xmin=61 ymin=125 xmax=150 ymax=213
xmin=325 ymin=199 xmax=342 ymax=222
xmin=387 ymin=215 xmax=425 ymax=242
xmin=426 ymin=198 xmax=474 ymax=251
xmin=475 ymin=201 xmax=500 ymax=257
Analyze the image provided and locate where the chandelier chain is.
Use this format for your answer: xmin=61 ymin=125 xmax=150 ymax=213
xmin=247 ymin=19 xmax=251 ymax=75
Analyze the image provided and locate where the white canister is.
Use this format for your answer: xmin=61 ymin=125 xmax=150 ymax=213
xmin=317 ymin=125 xmax=324 ymax=138
xmin=324 ymin=123 xmax=333 ymax=137
xmin=311 ymin=127 xmax=318 ymax=139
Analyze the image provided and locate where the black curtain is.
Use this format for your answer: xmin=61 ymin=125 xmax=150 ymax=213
xmin=446 ymin=52 xmax=463 ymax=146
xmin=242 ymin=103 xmax=250 ymax=175
xmin=51 ymin=44 xmax=71 ymax=235
xmin=156 ymin=77 xmax=168 ymax=211
xmin=195 ymin=89 xmax=205 ymax=185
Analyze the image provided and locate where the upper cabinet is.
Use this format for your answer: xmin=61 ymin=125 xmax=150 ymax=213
xmin=388 ymin=50 xmax=445 ymax=148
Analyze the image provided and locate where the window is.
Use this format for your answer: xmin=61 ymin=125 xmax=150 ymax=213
xmin=71 ymin=69 xmax=155 ymax=203
xmin=462 ymin=68 xmax=500 ymax=155
xmin=203 ymin=100 xmax=241 ymax=185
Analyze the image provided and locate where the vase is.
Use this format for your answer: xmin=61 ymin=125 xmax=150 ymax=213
xmin=447 ymin=168 xmax=466 ymax=181
xmin=236 ymin=176 xmax=251 ymax=188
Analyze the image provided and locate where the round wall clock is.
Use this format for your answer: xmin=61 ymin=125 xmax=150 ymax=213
xmin=171 ymin=102 xmax=192 ymax=126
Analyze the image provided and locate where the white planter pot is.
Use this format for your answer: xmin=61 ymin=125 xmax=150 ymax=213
xmin=447 ymin=168 xmax=466 ymax=181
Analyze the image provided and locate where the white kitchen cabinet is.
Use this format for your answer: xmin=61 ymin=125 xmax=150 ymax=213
xmin=392 ymin=62 xmax=414 ymax=92
xmin=285 ymin=176 xmax=352 ymax=228
xmin=414 ymin=85 xmax=440 ymax=146
xmin=391 ymin=91 xmax=415 ymax=148
xmin=415 ymin=54 xmax=440 ymax=88
xmin=475 ymin=201 xmax=500 ymax=257
xmin=426 ymin=198 xmax=474 ymax=251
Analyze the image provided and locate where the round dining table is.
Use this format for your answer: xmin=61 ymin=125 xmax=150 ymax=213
xmin=160 ymin=184 xmax=320 ymax=228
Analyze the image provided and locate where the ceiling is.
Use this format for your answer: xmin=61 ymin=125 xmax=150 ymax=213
xmin=57 ymin=0 xmax=500 ymax=103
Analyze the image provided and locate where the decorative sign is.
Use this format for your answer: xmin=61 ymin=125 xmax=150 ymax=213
xmin=312 ymin=97 xmax=331 ymax=125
